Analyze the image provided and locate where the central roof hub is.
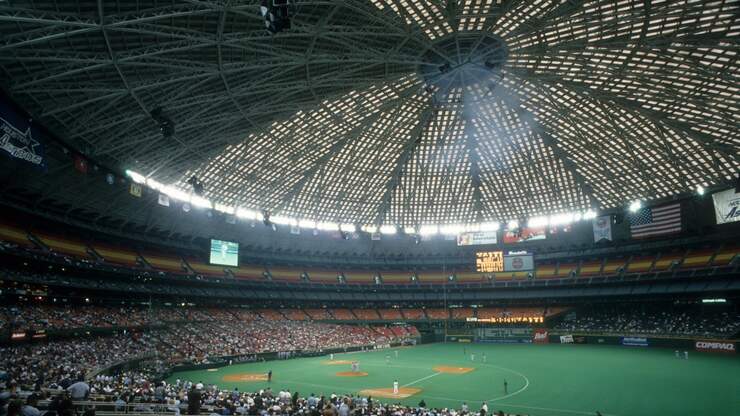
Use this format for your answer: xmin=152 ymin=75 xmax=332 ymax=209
xmin=418 ymin=32 xmax=508 ymax=95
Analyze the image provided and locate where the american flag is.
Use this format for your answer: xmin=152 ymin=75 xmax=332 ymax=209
xmin=629 ymin=203 xmax=682 ymax=238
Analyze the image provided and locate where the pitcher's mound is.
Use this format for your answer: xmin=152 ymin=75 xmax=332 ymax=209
xmin=358 ymin=387 xmax=421 ymax=399
xmin=433 ymin=366 xmax=475 ymax=374
xmin=336 ymin=371 xmax=368 ymax=377
xmin=222 ymin=373 xmax=268 ymax=382
xmin=322 ymin=360 xmax=353 ymax=365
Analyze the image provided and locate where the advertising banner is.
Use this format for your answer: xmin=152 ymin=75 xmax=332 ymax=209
xmin=533 ymin=329 xmax=549 ymax=344
xmin=503 ymin=227 xmax=546 ymax=243
xmin=0 ymin=100 xmax=46 ymax=170
xmin=711 ymin=188 xmax=740 ymax=224
xmin=695 ymin=340 xmax=735 ymax=354
xmin=560 ymin=335 xmax=574 ymax=344
xmin=592 ymin=215 xmax=612 ymax=242
xmin=504 ymin=254 xmax=534 ymax=271
xmin=621 ymin=337 xmax=649 ymax=347
xmin=457 ymin=231 xmax=497 ymax=246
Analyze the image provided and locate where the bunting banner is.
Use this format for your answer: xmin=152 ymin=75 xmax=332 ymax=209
xmin=157 ymin=193 xmax=170 ymax=207
xmin=457 ymin=231 xmax=497 ymax=246
xmin=592 ymin=215 xmax=612 ymax=242
xmin=129 ymin=183 xmax=143 ymax=197
xmin=503 ymin=226 xmax=546 ymax=243
xmin=0 ymin=100 xmax=47 ymax=170
xmin=712 ymin=188 xmax=740 ymax=225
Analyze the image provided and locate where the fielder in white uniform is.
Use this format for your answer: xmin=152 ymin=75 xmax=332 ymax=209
xmin=393 ymin=380 xmax=399 ymax=394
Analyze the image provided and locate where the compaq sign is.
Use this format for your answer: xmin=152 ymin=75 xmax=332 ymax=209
xmin=695 ymin=340 xmax=735 ymax=353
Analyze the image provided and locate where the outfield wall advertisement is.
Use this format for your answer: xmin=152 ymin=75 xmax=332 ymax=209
xmin=621 ymin=337 xmax=649 ymax=347
xmin=533 ymin=329 xmax=549 ymax=344
xmin=695 ymin=340 xmax=735 ymax=354
xmin=559 ymin=335 xmax=574 ymax=344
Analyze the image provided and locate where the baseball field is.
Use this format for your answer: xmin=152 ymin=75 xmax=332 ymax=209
xmin=165 ymin=343 xmax=740 ymax=416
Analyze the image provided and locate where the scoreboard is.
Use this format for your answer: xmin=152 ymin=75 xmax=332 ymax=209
xmin=475 ymin=251 xmax=504 ymax=273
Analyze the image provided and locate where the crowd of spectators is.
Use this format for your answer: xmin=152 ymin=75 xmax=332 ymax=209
xmin=1 ymin=373 xmax=529 ymax=416
xmin=0 ymin=331 xmax=167 ymax=391
xmin=0 ymin=317 xmax=416 ymax=393
xmin=553 ymin=304 xmax=740 ymax=337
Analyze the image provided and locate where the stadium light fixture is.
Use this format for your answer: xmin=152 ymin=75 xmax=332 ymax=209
xmin=361 ymin=225 xmax=376 ymax=233
xmin=696 ymin=185 xmax=705 ymax=196
xmin=506 ymin=219 xmax=519 ymax=230
xmin=125 ymin=170 xmax=146 ymax=184
xmin=340 ymin=223 xmax=357 ymax=233
xmin=403 ymin=226 xmax=417 ymax=234
xmin=162 ymin=186 xmax=189 ymax=202
xmin=628 ymin=200 xmax=642 ymax=213
xmin=214 ymin=203 xmax=235 ymax=215
xmin=419 ymin=225 xmax=439 ymax=236
xmin=379 ymin=225 xmax=397 ymax=235
xmin=702 ymin=298 xmax=726 ymax=303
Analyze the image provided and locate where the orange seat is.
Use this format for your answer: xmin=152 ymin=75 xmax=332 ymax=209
xmin=0 ymin=224 xmax=32 ymax=247
xmin=627 ymin=256 xmax=655 ymax=272
xmin=143 ymin=253 xmax=185 ymax=273
xmin=579 ymin=262 xmax=602 ymax=277
xmin=94 ymin=245 xmax=139 ymax=266
xmin=713 ymin=247 xmax=738 ymax=266
xmin=36 ymin=233 xmax=91 ymax=259
xmin=681 ymin=250 xmax=714 ymax=268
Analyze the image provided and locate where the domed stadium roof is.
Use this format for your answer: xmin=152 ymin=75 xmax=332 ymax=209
xmin=1 ymin=0 xmax=738 ymax=228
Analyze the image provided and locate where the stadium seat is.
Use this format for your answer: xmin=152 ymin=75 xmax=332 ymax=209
xmin=0 ymin=223 xmax=33 ymax=247
xmin=93 ymin=244 xmax=140 ymax=266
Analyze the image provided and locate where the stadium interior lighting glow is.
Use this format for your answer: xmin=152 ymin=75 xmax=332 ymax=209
xmin=316 ymin=222 xmax=339 ymax=231
xmin=439 ymin=224 xmax=464 ymax=235
xmin=299 ymin=219 xmax=317 ymax=229
xmin=214 ymin=203 xmax=235 ymax=215
xmin=696 ymin=185 xmax=705 ymax=196
xmin=123 ymin=169 xmax=602 ymax=237
xmin=379 ymin=225 xmax=397 ymax=235
xmin=235 ymin=208 xmax=257 ymax=219
xmin=527 ymin=216 xmax=549 ymax=228
xmin=125 ymin=170 xmax=146 ymax=184
xmin=479 ymin=222 xmax=500 ymax=231
xmin=270 ymin=215 xmax=295 ymax=226
xmin=702 ymin=298 xmax=726 ymax=303
xmin=190 ymin=195 xmax=212 ymax=209
xmin=628 ymin=200 xmax=643 ymax=213
xmin=419 ymin=225 xmax=438 ymax=236
xmin=549 ymin=213 xmax=574 ymax=226
xmin=582 ymin=210 xmax=597 ymax=220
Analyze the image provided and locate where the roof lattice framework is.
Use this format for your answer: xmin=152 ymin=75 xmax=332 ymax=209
xmin=0 ymin=0 xmax=738 ymax=227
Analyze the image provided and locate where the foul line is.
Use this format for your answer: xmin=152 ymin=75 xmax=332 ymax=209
xmin=481 ymin=363 xmax=530 ymax=403
xmin=402 ymin=372 xmax=441 ymax=387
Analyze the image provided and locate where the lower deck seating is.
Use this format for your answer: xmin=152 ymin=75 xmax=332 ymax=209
xmin=330 ymin=309 xmax=355 ymax=320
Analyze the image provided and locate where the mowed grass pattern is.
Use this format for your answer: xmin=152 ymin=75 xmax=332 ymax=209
xmin=167 ymin=343 xmax=740 ymax=416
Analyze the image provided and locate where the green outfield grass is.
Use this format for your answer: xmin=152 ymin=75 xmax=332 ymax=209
xmin=166 ymin=343 xmax=740 ymax=416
